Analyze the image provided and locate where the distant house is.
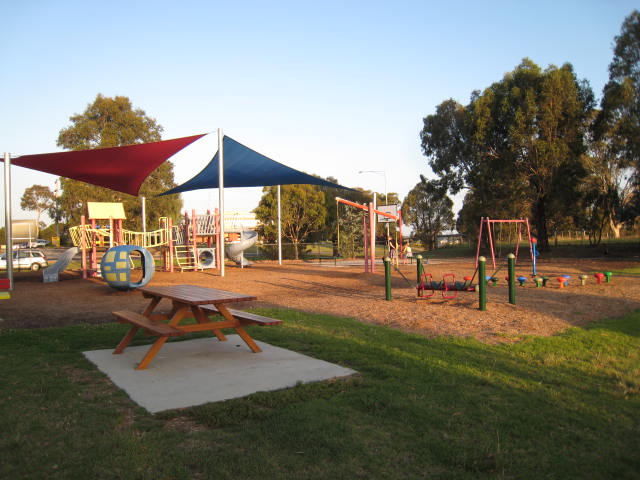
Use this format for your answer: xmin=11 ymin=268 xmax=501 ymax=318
xmin=435 ymin=231 xmax=465 ymax=248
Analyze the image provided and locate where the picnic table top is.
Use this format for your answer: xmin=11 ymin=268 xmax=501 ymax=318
xmin=139 ymin=284 xmax=257 ymax=305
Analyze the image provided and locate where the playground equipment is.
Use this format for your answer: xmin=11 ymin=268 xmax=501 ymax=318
xmin=335 ymin=197 xmax=403 ymax=273
xmin=226 ymin=230 xmax=258 ymax=267
xmin=43 ymin=247 xmax=79 ymax=283
xmin=416 ymin=272 xmax=475 ymax=299
xmin=0 ymin=278 xmax=10 ymax=300
xmin=475 ymin=217 xmax=536 ymax=275
xmin=594 ymin=272 xmax=613 ymax=284
xmin=100 ymin=245 xmax=155 ymax=291
xmin=68 ymin=203 xmax=258 ymax=277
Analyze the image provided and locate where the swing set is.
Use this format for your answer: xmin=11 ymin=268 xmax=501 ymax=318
xmin=335 ymin=197 xmax=402 ymax=273
xmin=474 ymin=217 xmax=537 ymax=275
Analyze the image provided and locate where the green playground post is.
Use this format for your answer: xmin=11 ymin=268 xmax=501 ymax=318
xmin=416 ymin=255 xmax=423 ymax=284
xmin=507 ymin=253 xmax=516 ymax=305
xmin=478 ymin=256 xmax=487 ymax=311
xmin=384 ymin=257 xmax=392 ymax=301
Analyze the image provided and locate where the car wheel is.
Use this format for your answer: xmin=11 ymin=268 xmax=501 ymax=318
xmin=31 ymin=263 xmax=41 ymax=271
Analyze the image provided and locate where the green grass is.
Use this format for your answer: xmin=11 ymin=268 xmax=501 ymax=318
xmin=1 ymin=310 xmax=639 ymax=479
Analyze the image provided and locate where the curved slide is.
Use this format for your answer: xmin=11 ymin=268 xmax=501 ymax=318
xmin=225 ymin=230 xmax=258 ymax=267
xmin=43 ymin=247 xmax=79 ymax=283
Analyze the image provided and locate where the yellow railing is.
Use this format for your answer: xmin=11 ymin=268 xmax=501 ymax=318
xmin=68 ymin=226 xmax=170 ymax=248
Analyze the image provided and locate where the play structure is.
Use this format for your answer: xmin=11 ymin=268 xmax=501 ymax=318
xmin=100 ymin=245 xmax=155 ymax=291
xmin=66 ymin=202 xmax=257 ymax=279
xmin=475 ymin=217 xmax=537 ymax=275
xmin=335 ymin=197 xmax=403 ymax=273
xmin=416 ymin=272 xmax=476 ymax=299
xmin=43 ymin=247 xmax=79 ymax=283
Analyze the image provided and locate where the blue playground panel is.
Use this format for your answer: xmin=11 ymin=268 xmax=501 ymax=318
xmin=100 ymin=245 xmax=155 ymax=291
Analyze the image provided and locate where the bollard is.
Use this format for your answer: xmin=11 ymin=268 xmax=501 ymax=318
xmin=478 ymin=256 xmax=487 ymax=311
xmin=416 ymin=255 xmax=424 ymax=297
xmin=542 ymin=276 xmax=550 ymax=287
xmin=507 ymin=253 xmax=516 ymax=305
xmin=594 ymin=272 xmax=605 ymax=284
xmin=579 ymin=274 xmax=588 ymax=286
xmin=384 ymin=257 xmax=392 ymax=301
xmin=534 ymin=277 xmax=543 ymax=287
xmin=604 ymin=271 xmax=613 ymax=283
xmin=517 ymin=276 xmax=527 ymax=287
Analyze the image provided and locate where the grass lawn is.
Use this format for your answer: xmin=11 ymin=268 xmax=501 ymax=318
xmin=1 ymin=309 xmax=638 ymax=479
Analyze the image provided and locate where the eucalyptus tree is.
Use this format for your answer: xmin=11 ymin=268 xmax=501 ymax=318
xmin=401 ymin=176 xmax=454 ymax=251
xmin=597 ymin=10 xmax=640 ymax=176
xmin=56 ymin=94 xmax=182 ymax=229
xmin=421 ymin=59 xmax=593 ymax=251
xmin=595 ymin=10 xmax=640 ymax=230
xmin=20 ymin=185 xmax=55 ymax=233
xmin=254 ymin=184 xmax=327 ymax=260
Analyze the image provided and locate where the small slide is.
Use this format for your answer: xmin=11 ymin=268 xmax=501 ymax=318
xmin=225 ymin=230 xmax=258 ymax=267
xmin=43 ymin=247 xmax=79 ymax=283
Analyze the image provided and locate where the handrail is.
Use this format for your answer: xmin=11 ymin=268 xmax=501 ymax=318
xmin=68 ymin=225 xmax=170 ymax=248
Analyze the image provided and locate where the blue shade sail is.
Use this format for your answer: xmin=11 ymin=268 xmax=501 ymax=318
xmin=161 ymin=136 xmax=352 ymax=195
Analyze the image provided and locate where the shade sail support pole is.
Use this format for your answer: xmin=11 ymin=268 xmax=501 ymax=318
xmin=218 ymin=128 xmax=225 ymax=277
xmin=4 ymin=152 xmax=13 ymax=288
xmin=277 ymin=185 xmax=282 ymax=265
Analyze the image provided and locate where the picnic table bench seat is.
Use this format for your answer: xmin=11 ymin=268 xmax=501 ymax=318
xmin=112 ymin=310 xmax=184 ymax=337
xmin=199 ymin=304 xmax=282 ymax=326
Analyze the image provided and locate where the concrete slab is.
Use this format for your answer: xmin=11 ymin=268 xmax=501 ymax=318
xmin=84 ymin=336 xmax=356 ymax=413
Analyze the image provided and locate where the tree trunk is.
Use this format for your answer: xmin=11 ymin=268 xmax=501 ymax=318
xmin=609 ymin=217 xmax=622 ymax=238
xmin=293 ymin=241 xmax=299 ymax=260
xmin=532 ymin=197 xmax=549 ymax=251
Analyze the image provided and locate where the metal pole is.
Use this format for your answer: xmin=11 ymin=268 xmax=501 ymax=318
xmin=54 ymin=178 xmax=60 ymax=238
xmin=4 ymin=153 xmax=13 ymax=288
xmin=416 ymin=254 xmax=423 ymax=297
xmin=141 ymin=196 xmax=147 ymax=238
xmin=507 ymin=253 xmax=516 ymax=305
xmin=336 ymin=198 xmax=340 ymax=257
xmin=277 ymin=185 xmax=282 ymax=265
xmin=218 ymin=128 xmax=225 ymax=277
xmin=478 ymin=256 xmax=487 ymax=311
xmin=368 ymin=202 xmax=376 ymax=273
xmin=384 ymin=257 xmax=392 ymax=301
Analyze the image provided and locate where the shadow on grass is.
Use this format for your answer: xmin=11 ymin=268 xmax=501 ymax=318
xmin=0 ymin=309 xmax=638 ymax=479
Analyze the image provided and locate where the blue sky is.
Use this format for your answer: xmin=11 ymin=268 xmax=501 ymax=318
xmin=1 ymin=0 xmax=637 ymax=225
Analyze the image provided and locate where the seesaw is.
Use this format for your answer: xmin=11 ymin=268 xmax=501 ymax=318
xmin=416 ymin=273 xmax=476 ymax=300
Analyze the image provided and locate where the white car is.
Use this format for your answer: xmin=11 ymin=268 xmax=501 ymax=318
xmin=0 ymin=249 xmax=49 ymax=271
xmin=28 ymin=239 xmax=49 ymax=248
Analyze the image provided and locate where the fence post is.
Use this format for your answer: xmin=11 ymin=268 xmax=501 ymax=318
xmin=507 ymin=253 xmax=516 ymax=305
xmin=384 ymin=257 xmax=392 ymax=301
xmin=478 ymin=256 xmax=487 ymax=311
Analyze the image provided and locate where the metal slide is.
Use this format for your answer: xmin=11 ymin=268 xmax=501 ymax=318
xmin=43 ymin=247 xmax=79 ymax=283
xmin=225 ymin=230 xmax=258 ymax=267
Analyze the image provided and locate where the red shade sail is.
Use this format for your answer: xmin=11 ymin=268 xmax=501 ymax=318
xmin=3 ymin=133 xmax=206 ymax=196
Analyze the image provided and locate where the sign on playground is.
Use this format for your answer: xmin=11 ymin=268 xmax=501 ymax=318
xmin=377 ymin=205 xmax=398 ymax=223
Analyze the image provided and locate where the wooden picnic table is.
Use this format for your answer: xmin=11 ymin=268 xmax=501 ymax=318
xmin=112 ymin=284 xmax=281 ymax=370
